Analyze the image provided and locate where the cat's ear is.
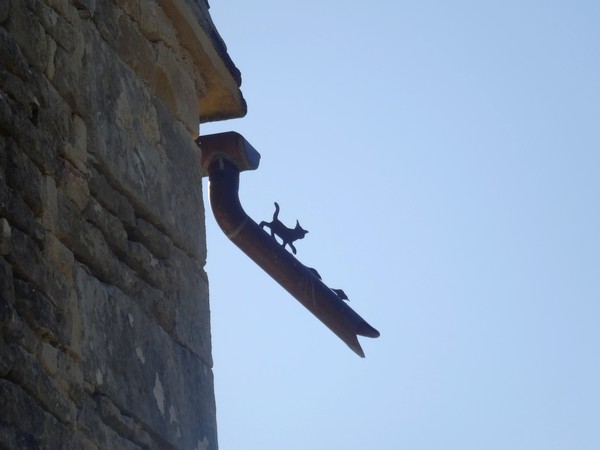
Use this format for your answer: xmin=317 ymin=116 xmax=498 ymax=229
xmin=296 ymin=220 xmax=308 ymax=233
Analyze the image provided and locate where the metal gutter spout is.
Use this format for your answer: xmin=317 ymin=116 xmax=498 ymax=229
xmin=198 ymin=132 xmax=380 ymax=357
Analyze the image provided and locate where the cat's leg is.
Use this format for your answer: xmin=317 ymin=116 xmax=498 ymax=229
xmin=289 ymin=242 xmax=297 ymax=254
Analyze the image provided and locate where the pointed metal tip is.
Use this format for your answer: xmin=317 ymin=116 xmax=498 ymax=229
xmin=356 ymin=320 xmax=380 ymax=338
xmin=334 ymin=313 xmax=379 ymax=356
xmin=346 ymin=337 xmax=366 ymax=358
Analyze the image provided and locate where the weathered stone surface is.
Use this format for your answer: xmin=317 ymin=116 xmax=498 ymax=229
xmin=64 ymin=113 xmax=87 ymax=170
xmin=59 ymin=162 xmax=90 ymax=212
xmin=83 ymin=197 xmax=129 ymax=257
xmin=0 ymin=378 xmax=95 ymax=450
xmin=0 ymin=25 xmax=29 ymax=79
xmin=7 ymin=228 xmax=48 ymax=291
xmin=0 ymin=267 xmax=24 ymax=346
xmin=76 ymin=395 xmax=145 ymax=450
xmin=0 ymin=257 xmax=14 ymax=304
xmin=55 ymin=191 xmax=118 ymax=283
xmin=83 ymin=36 xmax=206 ymax=260
xmin=5 ymin=1 xmax=50 ymax=75
xmin=126 ymin=239 xmax=165 ymax=287
xmin=5 ymin=140 xmax=44 ymax=216
xmin=13 ymin=278 xmax=68 ymax=346
xmin=126 ymin=273 xmax=175 ymax=334
xmin=1 ymin=0 xmax=244 ymax=447
xmin=169 ymin=246 xmax=213 ymax=363
xmin=0 ymin=93 xmax=65 ymax=178
xmin=0 ymin=134 xmax=5 ymax=179
xmin=88 ymin=165 xmax=136 ymax=230
xmin=0 ymin=2 xmax=9 ymax=25
xmin=6 ymin=343 xmax=76 ymax=426
xmin=0 ymin=177 xmax=45 ymax=245
xmin=49 ymin=42 xmax=88 ymax=115
xmin=75 ymin=264 xmax=218 ymax=449
xmin=0 ymin=69 xmax=38 ymax=124
xmin=39 ymin=175 xmax=57 ymax=231
xmin=0 ymin=217 xmax=10 ymax=255
xmin=129 ymin=216 xmax=172 ymax=259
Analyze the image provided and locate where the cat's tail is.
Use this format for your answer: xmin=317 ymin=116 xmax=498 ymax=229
xmin=273 ymin=202 xmax=280 ymax=220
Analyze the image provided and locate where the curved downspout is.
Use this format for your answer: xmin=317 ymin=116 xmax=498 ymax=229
xmin=199 ymin=132 xmax=379 ymax=357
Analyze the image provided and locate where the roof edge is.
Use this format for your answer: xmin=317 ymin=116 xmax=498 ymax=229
xmin=157 ymin=0 xmax=247 ymax=122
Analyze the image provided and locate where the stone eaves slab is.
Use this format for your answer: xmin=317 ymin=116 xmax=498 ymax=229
xmin=158 ymin=0 xmax=247 ymax=122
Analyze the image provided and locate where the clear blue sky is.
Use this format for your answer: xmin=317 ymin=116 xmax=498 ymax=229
xmin=201 ymin=2 xmax=600 ymax=449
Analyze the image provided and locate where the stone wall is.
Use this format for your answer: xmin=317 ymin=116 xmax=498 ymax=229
xmin=0 ymin=1 xmax=244 ymax=449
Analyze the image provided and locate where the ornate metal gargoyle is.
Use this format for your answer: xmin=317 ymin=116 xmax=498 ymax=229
xmin=199 ymin=131 xmax=379 ymax=357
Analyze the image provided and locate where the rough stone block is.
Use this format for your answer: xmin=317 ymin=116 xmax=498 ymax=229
xmin=0 ymin=278 xmax=21 ymax=348
xmin=42 ymin=0 xmax=80 ymax=27
xmin=44 ymin=234 xmax=74 ymax=282
xmin=45 ymin=33 xmax=58 ymax=80
xmin=0 ymin=24 xmax=29 ymax=79
xmin=6 ymin=0 xmax=50 ymax=74
xmin=7 ymin=227 xmax=48 ymax=291
xmin=63 ymin=113 xmax=87 ymax=171
xmin=116 ymin=11 xmax=155 ymax=86
xmin=126 ymin=240 xmax=165 ymax=288
xmin=169 ymin=248 xmax=212 ymax=364
xmin=138 ymin=1 xmax=167 ymax=43
xmin=6 ymin=141 xmax=44 ymax=216
xmin=0 ymin=217 xmax=10 ymax=255
xmin=0 ymin=278 xmax=27 ymax=346
xmin=76 ymin=397 xmax=144 ymax=450
xmin=55 ymin=192 xmax=118 ymax=283
xmin=39 ymin=341 xmax=59 ymax=376
xmin=2 ymin=112 xmax=64 ymax=179
xmin=73 ymin=0 xmax=97 ymax=17
xmin=41 ymin=235 xmax=78 ymax=338
xmin=0 ymin=91 xmax=16 ymax=141
xmin=7 ymin=343 xmax=76 ymax=426
xmin=50 ymin=41 xmax=87 ymax=114
xmin=59 ymin=162 xmax=90 ymax=213
xmin=96 ymin=394 xmax=143 ymax=443
xmin=40 ymin=175 xmax=58 ymax=231
xmin=88 ymin=166 xmax=136 ymax=230
xmin=13 ymin=278 xmax=68 ymax=346
xmin=55 ymin=348 xmax=85 ymax=403
xmin=155 ymin=41 xmax=198 ymax=132
xmin=75 ymin=264 xmax=217 ymax=449
xmin=126 ymin=273 xmax=174 ymax=334
xmin=129 ymin=217 xmax=172 ymax=259
xmin=0 ymin=178 xmax=45 ymax=244
xmin=83 ymin=197 xmax=129 ymax=257
xmin=32 ymin=70 xmax=72 ymax=152
xmin=0 ymin=133 xmax=5 ymax=179
xmin=91 ymin=0 xmax=122 ymax=50
xmin=0 ymin=378 xmax=45 ymax=445
xmin=0 ymin=70 xmax=38 ymax=129
xmin=0 ymin=378 xmax=93 ymax=450
xmin=0 ymin=339 xmax=14 ymax=377
xmin=0 ymin=257 xmax=14 ymax=304
xmin=85 ymin=58 xmax=205 ymax=260
xmin=0 ymin=1 xmax=9 ymax=24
